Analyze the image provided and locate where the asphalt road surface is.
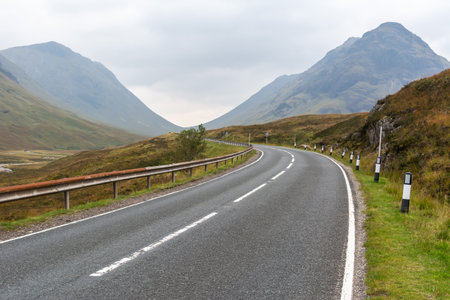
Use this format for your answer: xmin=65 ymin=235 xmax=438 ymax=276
xmin=0 ymin=145 xmax=353 ymax=299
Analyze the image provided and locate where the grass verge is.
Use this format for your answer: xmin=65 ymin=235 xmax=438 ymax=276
xmin=325 ymin=152 xmax=449 ymax=299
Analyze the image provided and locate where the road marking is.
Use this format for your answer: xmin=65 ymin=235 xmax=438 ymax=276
xmin=233 ymin=183 xmax=267 ymax=203
xmin=286 ymin=163 xmax=293 ymax=169
xmin=0 ymin=151 xmax=264 ymax=245
xmin=90 ymin=212 xmax=217 ymax=277
xmin=271 ymin=170 xmax=285 ymax=180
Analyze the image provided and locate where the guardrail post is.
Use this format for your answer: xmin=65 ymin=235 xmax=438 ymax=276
xmin=216 ymin=162 xmax=219 ymax=169
xmin=204 ymin=164 xmax=207 ymax=172
xmin=64 ymin=191 xmax=70 ymax=210
xmin=113 ymin=182 xmax=118 ymax=199
xmin=225 ymin=159 xmax=227 ymax=166
xmin=147 ymin=176 xmax=151 ymax=189
xmin=190 ymin=168 xmax=193 ymax=177
xmin=231 ymin=158 xmax=234 ymax=164
xmin=172 ymin=171 xmax=175 ymax=183
xmin=401 ymin=172 xmax=412 ymax=213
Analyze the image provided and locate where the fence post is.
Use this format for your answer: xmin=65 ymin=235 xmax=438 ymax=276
xmin=64 ymin=191 xmax=70 ymax=210
xmin=401 ymin=172 xmax=412 ymax=213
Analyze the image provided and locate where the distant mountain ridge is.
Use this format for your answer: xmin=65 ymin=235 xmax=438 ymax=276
xmin=1 ymin=42 xmax=181 ymax=136
xmin=0 ymin=67 xmax=143 ymax=150
xmin=205 ymin=22 xmax=450 ymax=129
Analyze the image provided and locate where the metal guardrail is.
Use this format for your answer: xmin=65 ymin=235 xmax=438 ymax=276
xmin=0 ymin=145 xmax=253 ymax=209
xmin=205 ymin=138 xmax=250 ymax=147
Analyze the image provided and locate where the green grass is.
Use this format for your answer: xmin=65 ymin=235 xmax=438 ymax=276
xmin=356 ymin=172 xmax=449 ymax=299
xmin=0 ymin=150 xmax=256 ymax=231
xmin=324 ymin=152 xmax=449 ymax=299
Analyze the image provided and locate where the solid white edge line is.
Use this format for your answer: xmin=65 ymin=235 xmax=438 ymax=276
xmin=271 ymin=170 xmax=285 ymax=180
xmin=0 ymin=150 xmax=265 ymax=245
xmin=90 ymin=212 xmax=217 ymax=277
xmin=233 ymin=183 xmax=267 ymax=203
xmin=287 ymin=147 xmax=355 ymax=300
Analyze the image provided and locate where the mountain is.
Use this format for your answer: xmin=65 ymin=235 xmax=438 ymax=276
xmin=1 ymin=42 xmax=181 ymax=137
xmin=205 ymin=22 xmax=450 ymax=128
xmin=0 ymin=66 xmax=144 ymax=150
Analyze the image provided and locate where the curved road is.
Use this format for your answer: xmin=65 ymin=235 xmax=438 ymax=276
xmin=0 ymin=145 xmax=354 ymax=299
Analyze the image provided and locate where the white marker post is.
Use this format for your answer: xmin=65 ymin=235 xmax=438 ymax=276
xmin=374 ymin=126 xmax=382 ymax=183
xmin=321 ymin=145 xmax=324 ymax=153
xmin=341 ymin=149 xmax=345 ymax=158
xmin=314 ymin=144 xmax=316 ymax=151
xmin=374 ymin=156 xmax=381 ymax=182
xmin=304 ymin=144 xmax=307 ymax=150
xmin=355 ymin=154 xmax=360 ymax=170
xmin=350 ymin=151 xmax=354 ymax=164
xmin=401 ymin=172 xmax=412 ymax=213
xmin=329 ymin=146 xmax=333 ymax=156
xmin=294 ymin=135 xmax=296 ymax=148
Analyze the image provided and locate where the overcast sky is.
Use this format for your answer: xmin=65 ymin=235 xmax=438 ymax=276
xmin=1 ymin=0 xmax=449 ymax=126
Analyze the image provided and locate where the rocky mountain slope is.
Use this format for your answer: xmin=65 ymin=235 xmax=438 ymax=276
xmin=0 ymin=69 xmax=143 ymax=150
xmin=1 ymin=42 xmax=181 ymax=136
xmin=206 ymin=22 xmax=449 ymax=128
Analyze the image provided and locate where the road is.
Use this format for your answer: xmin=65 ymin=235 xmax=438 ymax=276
xmin=0 ymin=145 xmax=354 ymax=299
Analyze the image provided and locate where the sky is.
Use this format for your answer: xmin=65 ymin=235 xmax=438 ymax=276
xmin=1 ymin=0 xmax=449 ymax=127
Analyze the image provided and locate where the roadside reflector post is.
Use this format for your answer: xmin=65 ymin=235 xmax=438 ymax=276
xmin=350 ymin=151 xmax=354 ymax=163
xmin=374 ymin=156 xmax=381 ymax=182
xmin=321 ymin=145 xmax=324 ymax=153
xmin=147 ymin=176 xmax=151 ymax=189
xmin=113 ymin=182 xmax=118 ymax=199
xmin=341 ymin=150 xmax=345 ymax=158
xmin=356 ymin=154 xmax=360 ymax=170
xmin=401 ymin=172 xmax=412 ymax=213
xmin=304 ymin=144 xmax=307 ymax=150
xmin=314 ymin=144 xmax=316 ymax=151
xmin=64 ymin=191 xmax=70 ymax=210
xmin=329 ymin=146 xmax=333 ymax=156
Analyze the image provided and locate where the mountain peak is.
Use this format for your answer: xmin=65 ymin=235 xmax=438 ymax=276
xmin=28 ymin=41 xmax=73 ymax=57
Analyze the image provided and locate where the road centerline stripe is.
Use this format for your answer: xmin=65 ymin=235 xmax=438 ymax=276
xmin=271 ymin=170 xmax=285 ymax=180
xmin=89 ymin=212 xmax=217 ymax=277
xmin=233 ymin=183 xmax=267 ymax=203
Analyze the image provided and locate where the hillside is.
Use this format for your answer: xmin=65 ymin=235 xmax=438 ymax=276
xmin=0 ymin=71 xmax=143 ymax=150
xmin=1 ymin=42 xmax=181 ymax=137
xmin=206 ymin=22 xmax=449 ymax=128
xmin=346 ymin=69 xmax=449 ymax=199
xmin=206 ymin=112 xmax=368 ymax=145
